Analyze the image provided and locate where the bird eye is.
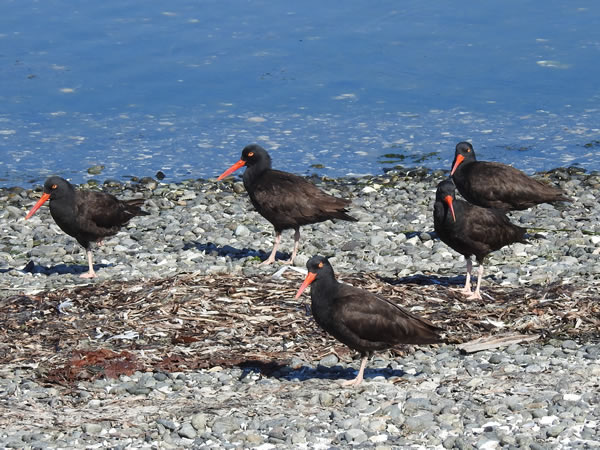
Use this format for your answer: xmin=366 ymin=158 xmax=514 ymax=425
xmin=51 ymin=184 xmax=58 ymax=189
xmin=318 ymin=262 xmax=324 ymax=268
xmin=248 ymin=152 xmax=254 ymax=157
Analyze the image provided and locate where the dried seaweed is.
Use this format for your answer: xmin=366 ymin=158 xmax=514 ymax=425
xmin=0 ymin=270 xmax=598 ymax=386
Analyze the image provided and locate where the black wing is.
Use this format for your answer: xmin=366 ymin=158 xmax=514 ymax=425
xmin=334 ymin=284 xmax=443 ymax=347
xmin=250 ymin=170 xmax=354 ymax=229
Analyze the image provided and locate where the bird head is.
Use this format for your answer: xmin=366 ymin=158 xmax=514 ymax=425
xmin=294 ymin=255 xmax=333 ymax=299
xmin=25 ymin=176 xmax=71 ymax=219
xmin=435 ymin=179 xmax=457 ymax=222
xmin=450 ymin=141 xmax=476 ymax=176
xmin=217 ymin=144 xmax=271 ymax=180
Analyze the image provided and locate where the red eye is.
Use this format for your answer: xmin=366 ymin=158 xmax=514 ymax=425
xmin=318 ymin=262 xmax=324 ymax=268
xmin=51 ymin=184 xmax=58 ymax=189
xmin=248 ymin=152 xmax=254 ymax=157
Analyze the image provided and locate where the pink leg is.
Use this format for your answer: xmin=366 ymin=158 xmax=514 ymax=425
xmin=282 ymin=228 xmax=301 ymax=265
xmin=451 ymin=258 xmax=473 ymax=296
xmin=467 ymin=263 xmax=484 ymax=299
xmin=342 ymin=355 xmax=369 ymax=387
xmin=461 ymin=258 xmax=473 ymax=295
xmin=80 ymin=249 xmax=97 ymax=278
xmin=260 ymin=231 xmax=282 ymax=266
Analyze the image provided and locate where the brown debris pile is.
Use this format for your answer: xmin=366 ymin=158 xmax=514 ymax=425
xmin=0 ymin=270 xmax=598 ymax=386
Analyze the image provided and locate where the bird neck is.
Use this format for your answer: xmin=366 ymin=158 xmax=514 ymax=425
xmin=433 ymin=200 xmax=448 ymax=224
xmin=48 ymin=185 xmax=76 ymax=216
xmin=310 ymin=274 xmax=340 ymax=308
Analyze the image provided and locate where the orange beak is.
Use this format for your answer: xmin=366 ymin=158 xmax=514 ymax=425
xmin=443 ymin=195 xmax=456 ymax=222
xmin=450 ymin=154 xmax=465 ymax=176
xmin=217 ymin=159 xmax=246 ymax=180
xmin=25 ymin=192 xmax=51 ymax=219
xmin=294 ymin=272 xmax=317 ymax=299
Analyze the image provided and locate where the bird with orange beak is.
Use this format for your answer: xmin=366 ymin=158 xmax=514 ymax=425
xmin=451 ymin=141 xmax=571 ymax=210
xmin=295 ymin=255 xmax=443 ymax=386
xmin=433 ymin=179 xmax=527 ymax=299
xmin=25 ymin=176 xmax=148 ymax=278
xmin=217 ymin=144 xmax=357 ymax=265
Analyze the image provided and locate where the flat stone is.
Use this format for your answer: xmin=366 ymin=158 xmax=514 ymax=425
xmin=178 ymin=423 xmax=196 ymax=439
xmin=318 ymin=354 xmax=339 ymax=367
xmin=82 ymin=423 xmax=103 ymax=434
xmin=344 ymin=428 xmax=368 ymax=444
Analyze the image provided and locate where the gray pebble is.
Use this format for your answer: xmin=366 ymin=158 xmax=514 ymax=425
xmin=561 ymin=340 xmax=579 ymax=350
xmin=403 ymin=413 xmax=435 ymax=433
xmin=318 ymin=354 xmax=339 ymax=367
xmin=178 ymin=423 xmax=196 ymax=439
xmin=235 ymin=224 xmax=250 ymax=237
xmin=546 ymin=424 xmax=566 ymax=437
xmin=190 ymin=414 xmax=207 ymax=432
xmin=488 ymin=353 xmax=503 ymax=364
xmin=82 ymin=423 xmax=103 ymax=435
xmin=156 ymin=419 xmax=177 ymax=431
xmin=344 ymin=428 xmax=368 ymax=444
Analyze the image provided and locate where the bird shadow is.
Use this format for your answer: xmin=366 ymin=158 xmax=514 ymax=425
xmin=379 ymin=273 xmax=467 ymax=287
xmin=405 ymin=231 xmax=437 ymax=240
xmin=12 ymin=261 xmax=111 ymax=276
xmin=183 ymin=241 xmax=291 ymax=263
xmin=239 ymin=362 xmax=409 ymax=383
xmin=279 ymin=365 xmax=407 ymax=382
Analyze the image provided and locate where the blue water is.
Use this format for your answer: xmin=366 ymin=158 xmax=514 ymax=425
xmin=1 ymin=0 xmax=599 ymax=187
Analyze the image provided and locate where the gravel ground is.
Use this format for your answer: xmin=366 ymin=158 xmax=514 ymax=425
xmin=2 ymin=167 xmax=599 ymax=293
xmin=1 ymin=167 xmax=599 ymax=449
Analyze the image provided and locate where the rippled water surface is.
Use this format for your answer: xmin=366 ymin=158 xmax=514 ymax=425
xmin=1 ymin=0 xmax=599 ymax=187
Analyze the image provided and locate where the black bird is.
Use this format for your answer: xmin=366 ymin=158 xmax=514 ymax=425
xmin=451 ymin=141 xmax=572 ymax=210
xmin=295 ymin=256 xmax=443 ymax=386
xmin=433 ymin=179 xmax=527 ymax=299
xmin=217 ymin=144 xmax=357 ymax=265
xmin=25 ymin=176 xmax=149 ymax=278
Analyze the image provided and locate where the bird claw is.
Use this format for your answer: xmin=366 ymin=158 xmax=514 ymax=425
xmin=79 ymin=271 xmax=97 ymax=279
xmin=341 ymin=376 xmax=363 ymax=387
xmin=259 ymin=258 xmax=275 ymax=266
xmin=450 ymin=287 xmax=472 ymax=296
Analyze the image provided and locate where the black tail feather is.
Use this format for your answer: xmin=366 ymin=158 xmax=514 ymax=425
xmin=124 ymin=199 xmax=150 ymax=216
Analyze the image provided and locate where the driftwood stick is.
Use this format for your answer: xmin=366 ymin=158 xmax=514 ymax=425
xmin=457 ymin=333 xmax=540 ymax=353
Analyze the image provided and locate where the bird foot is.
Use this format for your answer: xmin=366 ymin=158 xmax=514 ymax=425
xmin=341 ymin=376 xmax=363 ymax=387
xmin=259 ymin=258 xmax=275 ymax=266
xmin=466 ymin=292 xmax=482 ymax=300
xmin=80 ymin=271 xmax=97 ymax=279
xmin=280 ymin=258 xmax=295 ymax=265
xmin=450 ymin=287 xmax=473 ymax=296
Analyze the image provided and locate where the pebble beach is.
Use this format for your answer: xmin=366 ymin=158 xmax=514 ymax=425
xmin=2 ymin=167 xmax=599 ymax=291
xmin=1 ymin=166 xmax=599 ymax=449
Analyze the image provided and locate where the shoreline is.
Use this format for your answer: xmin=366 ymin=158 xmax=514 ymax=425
xmin=0 ymin=161 xmax=597 ymax=192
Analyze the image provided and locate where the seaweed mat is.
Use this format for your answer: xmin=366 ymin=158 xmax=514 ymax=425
xmin=1 ymin=270 xmax=598 ymax=387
